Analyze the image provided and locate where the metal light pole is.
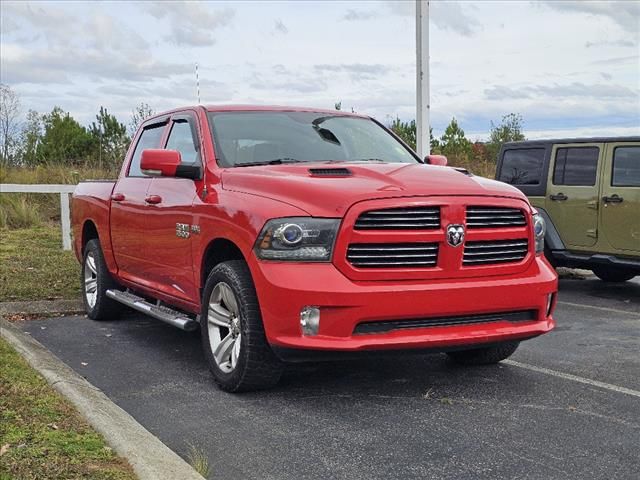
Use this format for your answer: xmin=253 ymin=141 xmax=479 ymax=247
xmin=416 ymin=0 xmax=430 ymax=158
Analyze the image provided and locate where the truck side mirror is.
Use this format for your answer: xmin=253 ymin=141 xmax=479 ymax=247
xmin=425 ymin=154 xmax=448 ymax=166
xmin=141 ymin=149 xmax=181 ymax=177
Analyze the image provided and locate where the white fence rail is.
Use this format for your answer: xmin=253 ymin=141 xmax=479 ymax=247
xmin=1 ymin=184 xmax=76 ymax=250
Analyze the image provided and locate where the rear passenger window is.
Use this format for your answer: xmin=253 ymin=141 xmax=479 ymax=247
xmin=165 ymin=120 xmax=199 ymax=166
xmin=553 ymin=147 xmax=599 ymax=186
xmin=612 ymin=146 xmax=640 ymax=187
xmin=498 ymin=148 xmax=545 ymax=185
xmin=128 ymin=124 xmax=166 ymax=177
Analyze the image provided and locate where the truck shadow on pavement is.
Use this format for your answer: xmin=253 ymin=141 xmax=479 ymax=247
xmin=100 ymin=312 xmax=536 ymax=398
xmin=25 ymin=276 xmax=639 ymax=397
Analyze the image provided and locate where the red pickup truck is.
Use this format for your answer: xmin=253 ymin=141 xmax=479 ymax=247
xmin=72 ymin=105 xmax=557 ymax=392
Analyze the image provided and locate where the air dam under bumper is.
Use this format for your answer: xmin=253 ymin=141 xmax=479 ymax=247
xmin=250 ymin=256 xmax=557 ymax=358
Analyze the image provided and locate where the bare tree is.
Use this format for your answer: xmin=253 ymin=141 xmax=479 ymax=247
xmin=129 ymin=102 xmax=155 ymax=136
xmin=0 ymin=83 xmax=21 ymax=166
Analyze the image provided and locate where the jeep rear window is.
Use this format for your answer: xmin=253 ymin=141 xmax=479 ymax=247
xmin=612 ymin=146 xmax=640 ymax=187
xmin=207 ymin=111 xmax=418 ymax=167
xmin=553 ymin=147 xmax=599 ymax=186
xmin=498 ymin=148 xmax=545 ymax=185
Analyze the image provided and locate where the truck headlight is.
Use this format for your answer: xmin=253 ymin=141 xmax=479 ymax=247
xmin=533 ymin=213 xmax=546 ymax=254
xmin=255 ymin=218 xmax=340 ymax=261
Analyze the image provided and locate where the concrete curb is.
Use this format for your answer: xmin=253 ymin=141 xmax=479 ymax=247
xmin=0 ymin=299 xmax=84 ymax=317
xmin=0 ymin=318 xmax=204 ymax=480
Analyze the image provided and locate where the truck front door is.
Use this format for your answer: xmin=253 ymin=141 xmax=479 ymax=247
xmin=545 ymin=143 xmax=603 ymax=249
xmin=600 ymin=142 xmax=640 ymax=253
xmin=144 ymin=113 xmax=202 ymax=303
xmin=111 ymin=120 xmax=167 ymax=285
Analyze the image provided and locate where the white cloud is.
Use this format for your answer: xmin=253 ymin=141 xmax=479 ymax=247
xmin=386 ymin=0 xmax=482 ymax=36
xmin=144 ymin=1 xmax=235 ymax=46
xmin=274 ymin=18 xmax=288 ymax=35
xmin=485 ymin=82 xmax=638 ymax=100
xmin=342 ymin=8 xmax=378 ymax=21
xmin=539 ymin=1 xmax=640 ymax=35
xmin=1 ymin=0 xmax=638 ymax=138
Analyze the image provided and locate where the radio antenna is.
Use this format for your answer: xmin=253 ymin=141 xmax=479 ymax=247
xmin=195 ymin=63 xmax=201 ymax=104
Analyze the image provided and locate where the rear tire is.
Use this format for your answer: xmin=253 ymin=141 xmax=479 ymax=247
xmin=592 ymin=266 xmax=637 ymax=283
xmin=200 ymin=260 xmax=283 ymax=392
xmin=82 ymin=239 xmax=120 ymax=320
xmin=447 ymin=341 xmax=519 ymax=366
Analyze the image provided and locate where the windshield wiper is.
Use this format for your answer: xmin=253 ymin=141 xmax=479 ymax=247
xmin=234 ymin=158 xmax=303 ymax=167
xmin=351 ymin=158 xmax=387 ymax=162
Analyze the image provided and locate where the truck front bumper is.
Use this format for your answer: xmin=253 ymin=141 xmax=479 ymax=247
xmin=250 ymin=256 xmax=557 ymax=359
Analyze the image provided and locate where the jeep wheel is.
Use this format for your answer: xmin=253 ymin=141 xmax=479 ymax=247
xmin=446 ymin=341 xmax=519 ymax=366
xmin=201 ymin=260 xmax=283 ymax=392
xmin=82 ymin=239 xmax=120 ymax=320
xmin=592 ymin=266 xmax=637 ymax=283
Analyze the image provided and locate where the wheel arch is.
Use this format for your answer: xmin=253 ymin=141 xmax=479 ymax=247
xmin=200 ymin=237 xmax=247 ymax=291
xmin=81 ymin=220 xmax=100 ymax=253
xmin=536 ymin=207 xmax=565 ymax=251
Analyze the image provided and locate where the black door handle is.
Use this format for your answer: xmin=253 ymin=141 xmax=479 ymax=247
xmin=602 ymin=194 xmax=623 ymax=204
xmin=550 ymin=193 xmax=568 ymax=201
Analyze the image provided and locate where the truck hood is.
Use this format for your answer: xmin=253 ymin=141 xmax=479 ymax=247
xmin=221 ymin=162 xmax=529 ymax=217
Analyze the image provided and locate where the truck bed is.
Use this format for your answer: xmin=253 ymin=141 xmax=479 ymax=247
xmin=71 ymin=180 xmax=116 ymax=263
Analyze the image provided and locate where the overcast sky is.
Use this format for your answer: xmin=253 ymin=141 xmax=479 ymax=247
xmin=1 ymin=0 xmax=639 ymax=140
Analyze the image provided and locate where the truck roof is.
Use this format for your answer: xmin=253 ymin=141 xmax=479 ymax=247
xmin=146 ymin=104 xmax=368 ymax=120
xmin=205 ymin=104 xmax=365 ymax=115
xmin=504 ymin=136 xmax=640 ymax=147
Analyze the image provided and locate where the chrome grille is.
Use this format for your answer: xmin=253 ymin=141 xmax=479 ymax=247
xmin=466 ymin=206 xmax=526 ymax=228
xmin=463 ymin=239 xmax=528 ymax=265
xmin=354 ymin=207 xmax=440 ymax=230
xmin=347 ymin=243 xmax=438 ymax=268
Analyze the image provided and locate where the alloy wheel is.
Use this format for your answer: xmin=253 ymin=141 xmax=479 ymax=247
xmin=84 ymin=251 xmax=98 ymax=308
xmin=207 ymin=282 xmax=242 ymax=373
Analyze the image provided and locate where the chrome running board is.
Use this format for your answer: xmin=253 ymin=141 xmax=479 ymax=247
xmin=106 ymin=289 xmax=199 ymax=332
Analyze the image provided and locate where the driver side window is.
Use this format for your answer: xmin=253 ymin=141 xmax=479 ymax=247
xmin=165 ymin=119 xmax=200 ymax=166
xmin=128 ymin=123 xmax=166 ymax=177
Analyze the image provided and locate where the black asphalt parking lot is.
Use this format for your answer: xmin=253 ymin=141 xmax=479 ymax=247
xmin=21 ymin=276 xmax=640 ymax=480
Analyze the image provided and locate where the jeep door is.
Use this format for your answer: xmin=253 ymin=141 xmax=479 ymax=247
xmin=111 ymin=120 xmax=168 ymax=285
xmin=144 ymin=112 xmax=202 ymax=302
xmin=600 ymin=142 xmax=640 ymax=253
xmin=545 ymin=143 xmax=603 ymax=248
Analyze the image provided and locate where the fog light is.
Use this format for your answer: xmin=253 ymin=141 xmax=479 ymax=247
xmin=300 ymin=306 xmax=320 ymax=336
xmin=546 ymin=293 xmax=556 ymax=317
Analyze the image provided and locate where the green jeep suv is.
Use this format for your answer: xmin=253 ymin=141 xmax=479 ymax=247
xmin=496 ymin=136 xmax=640 ymax=282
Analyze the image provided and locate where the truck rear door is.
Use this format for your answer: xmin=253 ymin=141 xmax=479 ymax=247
xmin=600 ymin=142 xmax=640 ymax=253
xmin=545 ymin=143 xmax=603 ymax=248
xmin=111 ymin=119 xmax=168 ymax=285
xmin=143 ymin=112 xmax=203 ymax=302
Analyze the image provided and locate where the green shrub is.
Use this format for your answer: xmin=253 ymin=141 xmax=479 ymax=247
xmin=0 ymin=195 xmax=41 ymax=229
xmin=0 ymin=165 xmax=119 ymax=229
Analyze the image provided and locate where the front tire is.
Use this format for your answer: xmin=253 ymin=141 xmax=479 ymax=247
xmin=82 ymin=239 xmax=120 ymax=320
xmin=200 ymin=260 xmax=283 ymax=392
xmin=592 ymin=266 xmax=637 ymax=283
xmin=447 ymin=341 xmax=519 ymax=366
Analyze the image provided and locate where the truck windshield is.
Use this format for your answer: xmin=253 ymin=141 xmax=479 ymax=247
xmin=208 ymin=111 xmax=419 ymax=167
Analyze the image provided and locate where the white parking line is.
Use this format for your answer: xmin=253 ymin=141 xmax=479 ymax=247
xmin=503 ymin=360 xmax=640 ymax=399
xmin=557 ymin=301 xmax=640 ymax=317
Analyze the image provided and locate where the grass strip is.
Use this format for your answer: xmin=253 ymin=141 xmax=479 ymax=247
xmin=0 ymin=225 xmax=81 ymax=302
xmin=0 ymin=337 xmax=136 ymax=480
